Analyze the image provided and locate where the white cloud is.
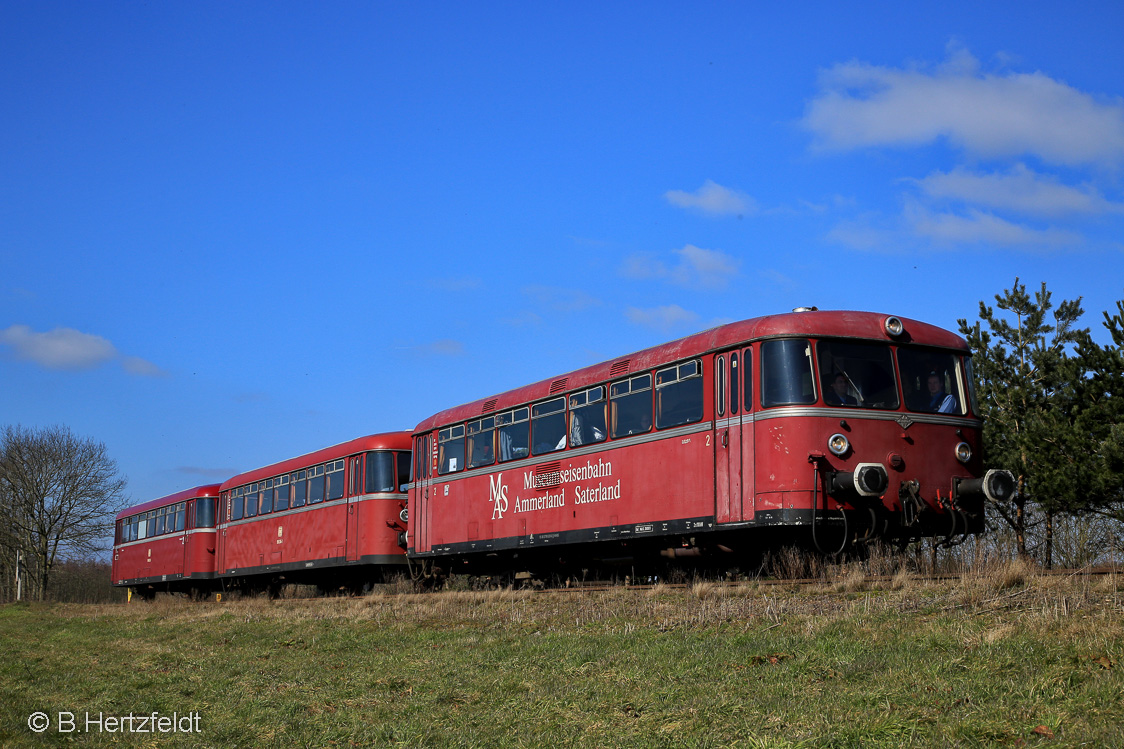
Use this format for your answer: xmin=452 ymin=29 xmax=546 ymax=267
xmin=177 ymin=466 xmax=237 ymax=478
xmin=665 ymin=180 xmax=758 ymax=216
xmin=803 ymin=47 xmax=1124 ymax=166
xmin=122 ymin=356 xmax=169 ymax=378
xmin=622 ymin=245 xmax=740 ymax=290
xmin=521 ymin=285 xmax=601 ymax=312
xmin=908 ymin=205 xmax=1082 ymax=247
xmin=425 ymin=276 xmax=482 ymax=292
xmin=416 ymin=339 xmax=466 ymax=357
xmin=910 ymin=165 xmax=1123 ymax=217
xmin=0 ymin=324 xmax=119 ymax=370
xmin=625 ymin=305 xmax=700 ymax=332
xmin=0 ymin=325 xmax=166 ymax=376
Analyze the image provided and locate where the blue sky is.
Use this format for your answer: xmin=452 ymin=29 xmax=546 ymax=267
xmin=3 ymin=1 xmax=1124 ymax=508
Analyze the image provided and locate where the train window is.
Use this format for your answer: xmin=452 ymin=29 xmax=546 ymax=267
xmin=468 ymin=417 xmax=496 ymax=468
xmin=743 ymin=349 xmax=753 ymax=411
xmin=175 ymin=502 xmax=186 ymax=532
xmin=275 ymin=475 xmax=290 ymax=511
xmin=415 ymin=436 xmax=430 ymax=480
xmin=761 ymin=339 xmax=816 ymax=407
xmin=438 ymin=425 xmax=465 ymax=475
xmin=964 ymin=357 xmax=980 ymax=415
xmin=497 ymin=408 xmax=530 ymax=462
xmin=293 ymin=470 xmax=307 ymax=507
xmin=397 ymin=451 xmax=411 ymax=491
xmin=730 ymin=353 xmax=740 ymax=414
xmin=717 ymin=356 xmax=727 ymax=416
xmin=656 ymin=359 xmax=704 ymax=429
xmin=531 ymin=397 xmax=567 ymax=455
xmin=197 ymin=497 xmax=216 ymax=528
xmin=611 ymin=373 xmax=652 ymax=438
xmin=310 ymin=465 xmax=326 ymax=503
xmin=245 ymin=484 xmax=259 ymax=517
xmin=898 ymin=348 xmax=966 ymax=415
xmin=366 ymin=451 xmax=396 ymax=492
xmin=261 ymin=479 xmax=274 ymax=514
xmin=816 ymin=340 xmax=899 ymax=410
xmin=327 ymin=460 xmax=345 ymax=500
xmin=231 ymin=488 xmax=244 ymax=521
xmin=154 ymin=507 xmax=165 ymax=535
xmin=569 ymin=386 xmax=606 ymax=447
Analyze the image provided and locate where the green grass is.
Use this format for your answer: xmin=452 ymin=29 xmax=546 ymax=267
xmin=1 ymin=572 xmax=1122 ymax=747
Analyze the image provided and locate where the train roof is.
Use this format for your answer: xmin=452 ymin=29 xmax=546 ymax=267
xmin=116 ymin=484 xmax=222 ymax=521
xmin=414 ymin=309 xmax=968 ymax=433
xmin=219 ymin=431 xmax=414 ymax=491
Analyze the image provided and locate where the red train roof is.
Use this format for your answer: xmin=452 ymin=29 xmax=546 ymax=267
xmin=414 ymin=310 xmax=968 ymax=433
xmin=219 ymin=431 xmax=414 ymax=491
xmin=116 ymin=484 xmax=222 ymax=521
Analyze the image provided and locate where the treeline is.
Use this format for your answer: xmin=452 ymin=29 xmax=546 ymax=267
xmin=959 ymin=279 xmax=1124 ymax=567
xmin=0 ymin=558 xmax=125 ymax=604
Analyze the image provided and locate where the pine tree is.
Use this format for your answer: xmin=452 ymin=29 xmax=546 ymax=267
xmin=958 ymin=279 xmax=1090 ymax=563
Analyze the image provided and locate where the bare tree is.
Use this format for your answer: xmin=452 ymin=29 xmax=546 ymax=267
xmin=0 ymin=425 xmax=127 ymax=601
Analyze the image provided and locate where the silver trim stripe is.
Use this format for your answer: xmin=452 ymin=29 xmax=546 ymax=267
xmin=751 ymin=406 xmax=980 ymax=428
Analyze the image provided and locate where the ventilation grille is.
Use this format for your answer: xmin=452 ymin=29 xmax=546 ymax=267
xmin=609 ymin=360 xmax=631 ymax=378
xmin=549 ymin=378 xmax=569 ymax=394
xmin=533 ymin=461 xmax=562 ymax=488
xmin=482 ymin=399 xmax=498 ymax=413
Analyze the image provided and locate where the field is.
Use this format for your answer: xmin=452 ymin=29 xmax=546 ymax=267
xmin=1 ymin=564 xmax=1122 ymax=747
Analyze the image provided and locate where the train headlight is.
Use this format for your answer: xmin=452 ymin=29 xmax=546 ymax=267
xmin=884 ymin=316 xmax=904 ymax=337
xmin=827 ymin=433 xmax=850 ymax=456
xmin=955 ymin=442 xmax=972 ymax=464
xmin=399 ymin=507 xmax=409 ymax=523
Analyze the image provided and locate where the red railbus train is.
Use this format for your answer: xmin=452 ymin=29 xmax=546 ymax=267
xmin=114 ymin=309 xmax=1013 ymax=596
xmin=111 ymin=484 xmax=221 ymax=599
xmin=214 ymin=432 xmax=413 ymax=594
xmin=407 ymin=310 xmax=1013 ymax=578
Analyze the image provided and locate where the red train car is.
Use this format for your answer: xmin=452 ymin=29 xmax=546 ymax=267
xmin=216 ymin=432 xmax=413 ymax=593
xmin=407 ymin=310 xmax=1012 ymax=577
xmin=112 ymin=485 xmax=221 ymax=599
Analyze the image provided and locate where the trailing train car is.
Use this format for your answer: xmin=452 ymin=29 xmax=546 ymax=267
xmin=112 ymin=485 xmax=221 ymax=599
xmin=407 ymin=310 xmax=1013 ymax=578
xmin=215 ymin=432 xmax=413 ymax=593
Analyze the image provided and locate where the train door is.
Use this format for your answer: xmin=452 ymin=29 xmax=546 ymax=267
xmin=716 ymin=348 xmax=755 ymax=523
xmin=347 ymin=454 xmax=363 ymax=562
xmin=216 ymin=494 xmax=227 ymax=574
xmin=716 ymin=351 xmax=743 ymax=523
xmin=413 ymin=434 xmax=432 ymax=553
xmin=738 ymin=348 xmax=755 ymax=521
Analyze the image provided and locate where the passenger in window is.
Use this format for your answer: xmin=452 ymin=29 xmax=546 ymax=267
xmin=826 ymin=373 xmax=857 ymax=406
xmin=927 ymin=371 xmax=956 ymax=413
xmin=570 ymin=413 xmax=604 ymax=447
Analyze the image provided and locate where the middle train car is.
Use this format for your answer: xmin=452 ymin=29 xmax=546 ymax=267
xmin=215 ymin=431 xmax=413 ymax=591
xmin=407 ymin=310 xmax=1007 ymax=577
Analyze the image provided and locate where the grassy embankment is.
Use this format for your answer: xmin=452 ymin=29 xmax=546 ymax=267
xmin=1 ymin=563 xmax=1122 ymax=747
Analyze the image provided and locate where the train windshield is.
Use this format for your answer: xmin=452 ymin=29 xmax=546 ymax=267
xmin=195 ymin=497 xmax=216 ymax=528
xmin=898 ymin=347 xmax=967 ymax=415
xmin=816 ymin=340 xmax=899 ymax=409
xmin=761 ymin=339 xmax=816 ymax=407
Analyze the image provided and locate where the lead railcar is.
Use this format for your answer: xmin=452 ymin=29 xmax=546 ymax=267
xmin=407 ymin=310 xmax=1013 ymax=580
